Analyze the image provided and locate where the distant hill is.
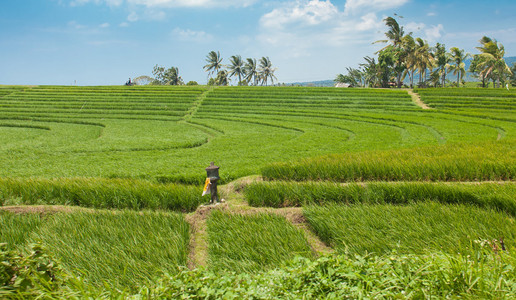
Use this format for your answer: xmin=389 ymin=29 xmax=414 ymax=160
xmin=288 ymin=56 xmax=516 ymax=87
xmin=287 ymin=80 xmax=335 ymax=87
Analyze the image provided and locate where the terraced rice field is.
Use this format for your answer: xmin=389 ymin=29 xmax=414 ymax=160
xmin=0 ymin=86 xmax=514 ymax=183
xmin=1 ymin=85 xmax=515 ymax=297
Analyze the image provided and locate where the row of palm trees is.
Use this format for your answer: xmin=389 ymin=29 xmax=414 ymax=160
xmin=337 ymin=17 xmax=512 ymax=88
xmin=203 ymin=51 xmax=277 ymax=86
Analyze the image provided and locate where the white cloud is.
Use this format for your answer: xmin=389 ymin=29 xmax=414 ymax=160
xmin=99 ymin=22 xmax=110 ymax=28
xmin=172 ymin=28 xmax=213 ymax=42
xmin=405 ymin=22 xmax=425 ymax=33
xmin=127 ymin=10 xmax=166 ymax=22
xmin=356 ymin=12 xmax=380 ymax=31
xmin=70 ymin=0 xmax=123 ymax=6
xmin=127 ymin=12 xmax=139 ymax=22
xmin=69 ymin=0 xmax=256 ymax=8
xmin=425 ymin=24 xmax=444 ymax=41
xmin=119 ymin=22 xmax=130 ymax=27
xmin=144 ymin=10 xmax=166 ymax=20
xmin=128 ymin=0 xmax=257 ymax=7
xmin=261 ymin=0 xmax=339 ymax=29
xmin=258 ymin=0 xmax=384 ymax=55
xmin=344 ymin=0 xmax=410 ymax=14
xmin=427 ymin=12 xmax=436 ymax=17
xmin=67 ymin=21 xmax=86 ymax=29
xmin=405 ymin=22 xmax=445 ymax=42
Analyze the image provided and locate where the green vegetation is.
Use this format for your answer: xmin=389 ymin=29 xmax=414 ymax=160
xmin=416 ymin=87 xmax=516 ymax=115
xmin=340 ymin=15 xmax=512 ymax=89
xmin=2 ymin=245 xmax=515 ymax=298
xmin=0 ymin=210 xmax=190 ymax=290
xmin=0 ymin=85 xmax=514 ymax=182
xmin=203 ymin=51 xmax=277 ymax=86
xmin=0 ymin=83 xmax=515 ymax=297
xmin=262 ymin=139 xmax=515 ymax=182
xmin=207 ymin=211 xmax=312 ymax=272
xmin=304 ymin=202 xmax=516 ymax=255
xmin=0 ymin=212 xmax=42 ymax=251
xmin=0 ymin=178 xmax=203 ymax=212
xmin=245 ymin=181 xmax=516 ymax=212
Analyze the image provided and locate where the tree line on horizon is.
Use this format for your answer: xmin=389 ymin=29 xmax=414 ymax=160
xmin=128 ymin=52 xmax=277 ymax=87
xmin=336 ymin=16 xmax=515 ymax=89
xmin=203 ymin=51 xmax=277 ymax=86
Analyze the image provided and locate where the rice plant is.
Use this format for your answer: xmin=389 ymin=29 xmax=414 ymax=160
xmin=245 ymin=181 xmax=516 ymax=215
xmin=1 ymin=86 xmax=514 ymax=182
xmin=0 ymin=211 xmax=42 ymax=250
xmin=0 ymin=177 xmax=204 ymax=212
xmin=32 ymin=210 xmax=189 ymax=290
xmin=207 ymin=210 xmax=313 ymax=272
xmin=261 ymin=139 xmax=516 ymax=182
xmin=304 ymin=202 xmax=516 ymax=255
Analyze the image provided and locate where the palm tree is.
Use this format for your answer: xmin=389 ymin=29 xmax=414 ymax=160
xmin=214 ymin=70 xmax=229 ymax=86
xmin=414 ymin=38 xmax=434 ymax=86
xmin=165 ymin=67 xmax=183 ymax=85
xmin=228 ymin=55 xmax=245 ymax=85
xmin=258 ymin=57 xmax=277 ymax=86
xmin=476 ymin=36 xmax=512 ymax=88
xmin=469 ymin=55 xmax=489 ymax=87
xmin=434 ymin=43 xmax=450 ymax=87
xmin=401 ymin=35 xmax=417 ymax=88
xmin=346 ymin=67 xmax=364 ymax=87
xmin=375 ymin=16 xmax=410 ymax=87
xmin=203 ymin=51 xmax=223 ymax=79
xmin=244 ymin=58 xmax=258 ymax=86
xmin=360 ymin=56 xmax=381 ymax=88
xmin=375 ymin=16 xmax=406 ymax=48
xmin=448 ymin=47 xmax=470 ymax=87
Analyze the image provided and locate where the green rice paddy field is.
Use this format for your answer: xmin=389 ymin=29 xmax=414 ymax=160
xmin=1 ymin=85 xmax=515 ymax=298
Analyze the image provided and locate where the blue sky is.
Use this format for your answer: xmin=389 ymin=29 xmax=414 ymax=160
xmin=1 ymin=0 xmax=515 ymax=85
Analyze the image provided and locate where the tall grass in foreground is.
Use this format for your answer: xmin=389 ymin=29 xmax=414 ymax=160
xmin=0 ymin=211 xmax=42 ymax=251
xmin=32 ymin=210 xmax=189 ymax=290
xmin=304 ymin=202 xmax=516 ymax=255
xmin=245 ymin=181 xmax=516 ymax=214
xmin=207 ymin=211 xmax=313 ymax=273
xmin=262 ymin=140 xmax=516 ymax=182
xmin=0 ymin=177 xmax=203 ymax=212
xmin=3 ymin=245 xmax=516 ymax=298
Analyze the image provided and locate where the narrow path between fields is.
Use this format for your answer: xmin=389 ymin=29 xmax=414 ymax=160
xmin=184 ymin=176 xmax=333 ymax=269
xmin=184 ymin=204 xmax=221 ymax=269
xmin=406 ymin=89 xmax=432 ymax=110
xmin=182 ymin=87 xmax=213 ymax=122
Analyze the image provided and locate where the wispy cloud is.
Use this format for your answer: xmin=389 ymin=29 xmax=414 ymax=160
xmin=425 ymin=24 xmax=444 ymax=41
xmin=261 ymin=0 xmax=339 ymax=29
xmin=444 ymin=27 xmax=516 ymax=47
xmin=344 ymin=0 xmax=410 ymax=14
xmin=258 ymin=0 xmax=386 ymax=57
xmin=406 ymin=22 xmax=445 ymax=42
xmin=70 ymin=0 xmax=123 ymax=7
xmin=127 ymin=12 xmax=139 ymax=22
xmin=128 ymin=0 xmax=257 ymax=8
xmin=68 ymin=20 xmax=87 ymax=29
xmin=68 ymin=0 xmax=257 ymax=8
xmin=172 ymin=28 xmax=213 ymax=43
